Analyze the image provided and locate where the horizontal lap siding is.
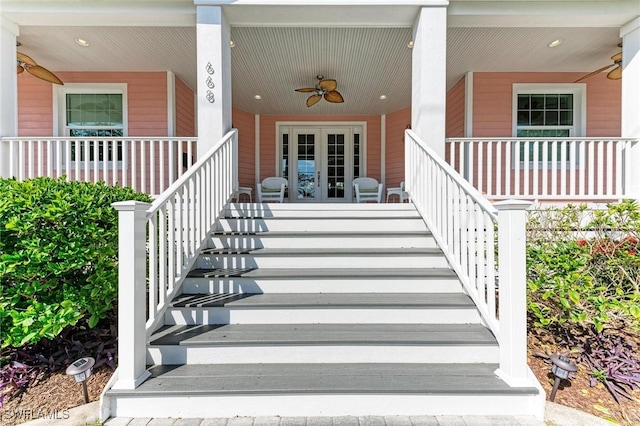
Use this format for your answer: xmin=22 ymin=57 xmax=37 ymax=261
xmin=386 ymin=108 xmax=410 ymax=188
xmin=17 ymin=71 xmax=170 ymax=192
xmin=175 ymin=77 xmax=195 ymax=137
xmin=470 ymin=72 xmax=621 ymax=197
xmin=446 ymin=77 xmax=465 ymax=138
xmin=233 ymin=108 xmax=256 ymax=190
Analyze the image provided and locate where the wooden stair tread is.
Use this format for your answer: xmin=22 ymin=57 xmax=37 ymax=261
xmin=187 ymin=267 xmax=458 ymax=278
xmin=108 ymin=363 xmax=539 ymax=396
xmin=169 ymin=293 xmax=476 ymax=309
xmin=150 ymin=323 xmax=497 ymax=346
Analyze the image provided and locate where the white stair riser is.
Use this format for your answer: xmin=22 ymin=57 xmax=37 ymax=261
xmin=109 ymin=394 xmax=544 ymax=418
xmin=165 ymin=308 xmax=482 ymax=325
xmin=216 ymin=219 xmax=427 ymax=233
xmin=147 ymin=345 xmax=499 ymax=365
xmin=195 ymin=255 xmax=448 ymax=269
xmin=182 ymin=277 xmax=462 ymax=294
xmin=207 ymin=236 xmax=437 ymax=249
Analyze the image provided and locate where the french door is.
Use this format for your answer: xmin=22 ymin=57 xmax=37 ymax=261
xmin=290 ymin=127 xmax=355 ymax=202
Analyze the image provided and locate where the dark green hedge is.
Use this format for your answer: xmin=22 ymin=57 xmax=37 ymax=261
xmin=0 ymin=177 xmax=151 ymax=348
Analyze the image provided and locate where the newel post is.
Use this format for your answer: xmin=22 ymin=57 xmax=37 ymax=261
xmin=494 ymin=199 xmax=532 ymax=387
xmin=111 ymin=201 xmax=152 ymax=389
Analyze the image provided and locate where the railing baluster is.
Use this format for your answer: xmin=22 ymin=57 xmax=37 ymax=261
xmin=597 ymin=140 xmax=604 ymax=196
xmin=541 ymin=140 xmax=548 ymax=198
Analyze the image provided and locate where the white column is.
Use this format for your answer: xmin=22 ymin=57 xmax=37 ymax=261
xmin=196 ymin=5 xmax=232 ymax=157
xmin=0 ymin=17 xmax=19 ymax=178
xmin=111 ymin=201 xmax=152 ymax=390
xmin=494 ymin=199 xmax=532 ymax=387
xmin=411 ymin=3 xmax=448 ymax=159
xmin=621 ymin=17 xmax=640 ymax=200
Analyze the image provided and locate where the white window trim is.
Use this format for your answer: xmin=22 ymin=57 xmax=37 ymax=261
xmin=52 ymin=83 xmax=128 ymax=168
xmin=512 ymin=83 xmax=586 ymax=138
xmin=512 ymin=83 xmax=586 ymax=169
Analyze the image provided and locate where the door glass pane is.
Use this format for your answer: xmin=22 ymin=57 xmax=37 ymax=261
xmin=297 ymin=134 xmax=315 ymax=199
xmin=327 ymin=133 xmax=345 ymax=199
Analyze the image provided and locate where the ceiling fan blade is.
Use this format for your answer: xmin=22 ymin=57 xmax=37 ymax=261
xmin=296 ymin=88 xmax=316 ymax=93
xmin=607 ymin=65 xmax=622 ymax=80
xmin=26 ymin=65 xmax=64 ymax=85
xmin=324 ymin=90 xmax=344 ymax=103
xmin=17 ymin=65 xmax=24 ymax=74
xmin=318 ymin=79 xmax=337 ymax=91
xmin=611 ymin=52 xmax=622 ymax=63
xmin=306 ymin=94 xmax=322 ymax=107
xmin=17 ymin=51 xmax=37 ymax=66
xmin=574 ymin=64 xmax=615 ymax=83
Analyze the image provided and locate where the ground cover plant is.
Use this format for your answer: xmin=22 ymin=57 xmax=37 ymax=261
xmin=0 ymin=177 xmax=151 ymax=406
xmin=527 ymin=200 xmax=640 ymax=404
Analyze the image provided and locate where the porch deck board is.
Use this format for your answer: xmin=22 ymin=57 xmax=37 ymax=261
xmin=188 ymin=267 xmax=457 ymax=279
xmin=168 ymin=293 xmax=475 ymax=309
xmin=108 ymin=363 xmax=538 ymax=396
xmin=200 ymin=247 xmax=443 ymax=256
xmin=149 ymin=323 xmax=497 ymax=346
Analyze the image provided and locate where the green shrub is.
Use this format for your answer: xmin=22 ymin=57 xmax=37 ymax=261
xmin=526 ymin=199 xmax=640 ymax=332
xmin=0 ymin=177 xmax=151 ymax=348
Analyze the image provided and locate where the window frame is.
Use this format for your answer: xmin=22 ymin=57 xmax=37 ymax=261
xmin=512 ymin=83 xmax=586 ymax=168
xmin=53 ymin=83 xmax=128 ymax=167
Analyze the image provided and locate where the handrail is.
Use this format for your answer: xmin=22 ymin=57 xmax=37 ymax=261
xmin=0 ymin=136 xmax=197 ymax=195
xmin=144 ymin=129 xmax=238 ymax=334
xmin=406 ymin=129 xmax=534 ymax=386
xmin=445 ymin=137 xmax=637 ymax=201
xmin=406 ymin=129 xmax=499 ymax=333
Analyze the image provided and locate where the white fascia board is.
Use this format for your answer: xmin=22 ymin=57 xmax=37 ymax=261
xmin=448 ymin=0 xmax=640 ymax=28
xmin=1 ymin=1 xmax=195 ymax=27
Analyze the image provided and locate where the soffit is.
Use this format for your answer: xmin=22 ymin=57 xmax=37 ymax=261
xmin=14 ymin=23 xmax=624 ymax=116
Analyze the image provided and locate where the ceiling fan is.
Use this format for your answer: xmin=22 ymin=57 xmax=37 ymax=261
xmin=296 ymin=75 xmax=344 ymax=107
xmin=574 ymin=51 xmax=622 ymax=83
xmin=16 ymin=44 xmax=64 ymax=85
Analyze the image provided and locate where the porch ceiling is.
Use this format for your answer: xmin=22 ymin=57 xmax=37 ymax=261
xmin=10 ymin=15 xmax=625 ymax=116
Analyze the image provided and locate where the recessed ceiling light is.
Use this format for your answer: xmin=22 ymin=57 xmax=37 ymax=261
xmin=407 ymin=40 xmax=414 ymax=49
xmin=254 ymin=95 xmax=262 ymax=100
xmin=548 ymin=39 xmax=563 ymax=48
xmin=75 ymin=38 xmax=90 ymax=47
xmin=379 ymin=95 xmax=387 ymax=100
xmin=230 ymin=40 xmax=236 ymax=48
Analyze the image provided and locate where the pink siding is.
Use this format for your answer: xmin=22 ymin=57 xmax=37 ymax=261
xmin=446 ymin=77 xmax=465 ymax=138
xmin=175 ymin=77 xmax=195 ymax=137
xmin=17 ymin=71 xmax=169 ymax=137
xmin=258 ymin=115 xmax=383 ymax=182
xmin=233 ymin=108 xmax=256 ymax=190
xmin=467 ymin=72 xmax=622 ymax=197
xmin=472 ymin=72 xmax=621 ymax=137
xmin=385 ymin=108 xmax=410 ymax=188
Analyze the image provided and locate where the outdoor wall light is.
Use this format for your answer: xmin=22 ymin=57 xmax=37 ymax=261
xmin=549 ymin=354 xmax=578 ymax=401
xmin=65 ymin=357 xmax=95 ymax=403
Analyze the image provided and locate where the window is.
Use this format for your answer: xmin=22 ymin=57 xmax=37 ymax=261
xmin=55 ymin=84 xmax=127 ymax=164
xmin=512 ymin=84 xmax=585 ymax=166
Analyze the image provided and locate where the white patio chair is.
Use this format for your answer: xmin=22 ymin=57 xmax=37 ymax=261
xmin=386 ymin=181 xmax=409 ymax=203
xmin=256 ymin=177 xmax=288 ymax=203
xmin=353 ymin=177 xmax=383 ymax=203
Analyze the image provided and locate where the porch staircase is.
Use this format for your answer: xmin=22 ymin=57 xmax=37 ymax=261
xmin=106 ymin=203 xmax=540 ymax=418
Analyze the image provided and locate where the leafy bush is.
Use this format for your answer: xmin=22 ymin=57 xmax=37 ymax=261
xmin=527 ymin=199 xmax=640 ymax=402
xmin=0 ymin=177 xmax=151 ymax=348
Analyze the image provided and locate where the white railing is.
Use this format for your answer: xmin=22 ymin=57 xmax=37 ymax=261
xmin=111 ymin=130 xmax=238 ymax=390
xmin=1 ymin=137 xmax=198 ymax=195
xmin=446 ymin=138 xmax=638 ymax=202
xmin=406 ymin=129 xmax=532 ymax=386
